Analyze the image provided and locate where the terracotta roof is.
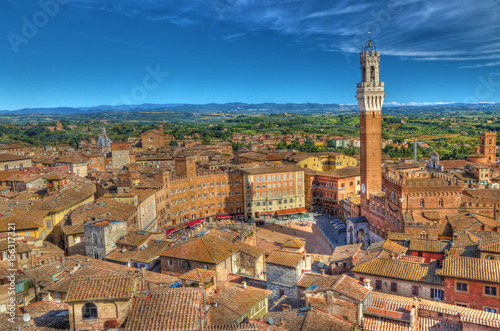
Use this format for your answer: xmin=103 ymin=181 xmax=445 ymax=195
xmin=352 ymin=258 xmax=443 ymax=284
xmin=22 ymin=300 xmax=67 ymax=317
xmin=266 ymin=250 xmax=305 ymax=268
xmin=180 ymin=268 xmax=218 ymax=282
xmin=0 ymin=210 xmax=46 ymax=232
xmin=126 ymin=287 xmax=203 ymax=331
xmin=436 ymin=256 xmax=500 ymax=283
xmin=66 ymin=274 xmax=136 ymax=302
xmin=282 ymin=239 xmax=306 ymax=249
xmin=366 ymin=239 xmax=408 ymax=256
xmin=409 ymin=239 xmax=448 ymax=253
xmin=387 ymin=232 xmax=415 ymax=241
xmin=160 ymin=235 xmax=235 ymax=264
xmin=208 ymin=282 xmax=271 ymax=325
xmin=361 ymin=315 xmax=410 ymax=331
xmin=300 ymin=309 xmax=351 ymax=331
xmin=371 ymin=291 xmax=500 ymax=328
xmin=398 ymin=256 xmax=426 ymax=263
xmin=0 ymin=153 xmax=31 ymax=162
xmin=64 ymin=255 xmax=179 ymax=285
xmin=331 ymin=243 xmax=362 ymax=261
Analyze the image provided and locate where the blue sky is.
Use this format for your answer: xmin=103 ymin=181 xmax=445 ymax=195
xmin=1 ymin=0 xmax=500 ymax=110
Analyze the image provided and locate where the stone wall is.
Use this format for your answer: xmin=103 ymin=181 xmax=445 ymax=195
xmin=266 ymin=259 xmax=304 ymax=303
xmin=68 ymin=299 xmax=131 ymax=330
xmin=84 ymin=221 xmax=128 ymax=260
xmin=352 ymin=273 xmax=444 ymax=302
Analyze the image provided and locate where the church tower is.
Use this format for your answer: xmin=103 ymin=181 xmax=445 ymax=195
xmin=356 ymin=37 xmax=385 ymax=205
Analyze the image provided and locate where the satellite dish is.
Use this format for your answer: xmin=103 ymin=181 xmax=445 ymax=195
xmin=23 ymin=313 xmax=31 ymax=322
xmin=269 ymin=317 xmax=274 ymax=325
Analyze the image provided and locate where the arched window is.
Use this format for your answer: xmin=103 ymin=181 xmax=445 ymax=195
xmin=19 ymin=163 xmax=23 ymax=169
xmin=420 ymin=199 xmax=425 ymax=208
xmin=82 ymin=303 xmax=98 ymax=320
xmin=439 ymin=199 xmax=443 ymax=208
xmin=4 ymin=165 xmax=8 ymax=170
xmin=370 ymin=66 xmax=375 ymax=82
xmin=419 ymin=231 xmax=428 ymax=240
xmin=93 ymin=247 xmax=99 ymax=260
xmin=93 ymin=233 xmax=98 ymax=244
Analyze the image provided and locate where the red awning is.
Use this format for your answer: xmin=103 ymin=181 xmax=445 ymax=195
xmin=297 ymin=207 xmax=308 ymax=213
xmin=186 ymin=218 xmax=205 ymax=227
xmin=217 ymin=215 xmax=232 ymax=219
xmin=166 ymin=223 xmax=188 ymax=236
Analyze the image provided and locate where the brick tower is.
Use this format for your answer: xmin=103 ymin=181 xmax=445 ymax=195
xmin=479 ymin=131 xmax=497 ymax=163
xmin=356 ymin=38 xmax=385 ymax=206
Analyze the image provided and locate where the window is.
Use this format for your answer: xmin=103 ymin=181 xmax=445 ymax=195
xmin=168 ymin=259 xmax=173 ymax=266
xmin=375 ymin=280 xmax=382 ymax=290
xmin=486 ymin=308 xmax=497 ymax=313
xmin=391 ymin=282 xmax=397 ymax=292
xmin=412 ymin=285 xmax=419 ymax=296
xmin=420 ymin=200 xmax=424 ymax=208
xmin=82 ymin=303 xmax=98 ymax=320
xmin=431 ymin=289 xmax=444 ymax=300
xmin=456 ymin=282 xmax=468 ymax=292
xmin=485 ymin=286 xmax=497 ymax=296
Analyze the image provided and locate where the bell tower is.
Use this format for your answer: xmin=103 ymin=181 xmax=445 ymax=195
xmin=356 ymin=37 xmax=385 ymax=206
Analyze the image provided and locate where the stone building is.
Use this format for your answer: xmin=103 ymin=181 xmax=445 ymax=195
xmin=111 ymin=141 xmax=130 ymax=169
xmin=0 ymin=153 xmax=32 ymax=171
xmin=352 ymin=257 xmax=445 ymax=301
xmin=241 ymin=164 xmax=306 ymax=218
xmin=66 ymin=275 xmax=137 ymax=330
xmin=141 ymin=124 xmax=164 ymax=150
xmin=167 ymin=158 xmax=244 ymax=226
xmin=160 ymin=232 xmax=265 ymax=279
xmin=265 ymin=250 xmax=307 ymax=303
xmin=84 ymin=219 xmax=128 ymax=260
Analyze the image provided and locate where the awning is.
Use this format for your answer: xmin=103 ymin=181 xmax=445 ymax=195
xmin=233 ymin=214 xmax=245 ymax=217
xmin=217 ymin=215 xmax=233 ymax=219
xmin=297 ymin=207 xmax=308 ymax=213
xmin=276 ymin=208 xmax=302 ymax=216
xmin=259 ymin=211 xmax=274 ymax=215
xmin=186 ymin=218 xmax=205 ymax=227
xmin=165 ymin=223 xmax=188 ymax=236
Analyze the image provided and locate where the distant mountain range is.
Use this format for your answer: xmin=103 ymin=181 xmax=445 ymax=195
xmin=0 ymin=102 xmax=498 ymax=115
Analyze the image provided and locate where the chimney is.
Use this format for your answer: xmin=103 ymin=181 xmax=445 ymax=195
xmin=363 ymin=279 xmax=371 ymax=289
xmin=409 ymin=306 xmax=416 ymax=326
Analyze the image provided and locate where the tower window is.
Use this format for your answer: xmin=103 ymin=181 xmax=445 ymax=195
xmin=370 ymin=66 xmax=375 ymax=82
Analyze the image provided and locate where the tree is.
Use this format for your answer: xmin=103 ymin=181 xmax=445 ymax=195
xmin=169 ymin=140 xmax=178 ymax=147
xmin=202 ymin=136 xmax=211 ymax=145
